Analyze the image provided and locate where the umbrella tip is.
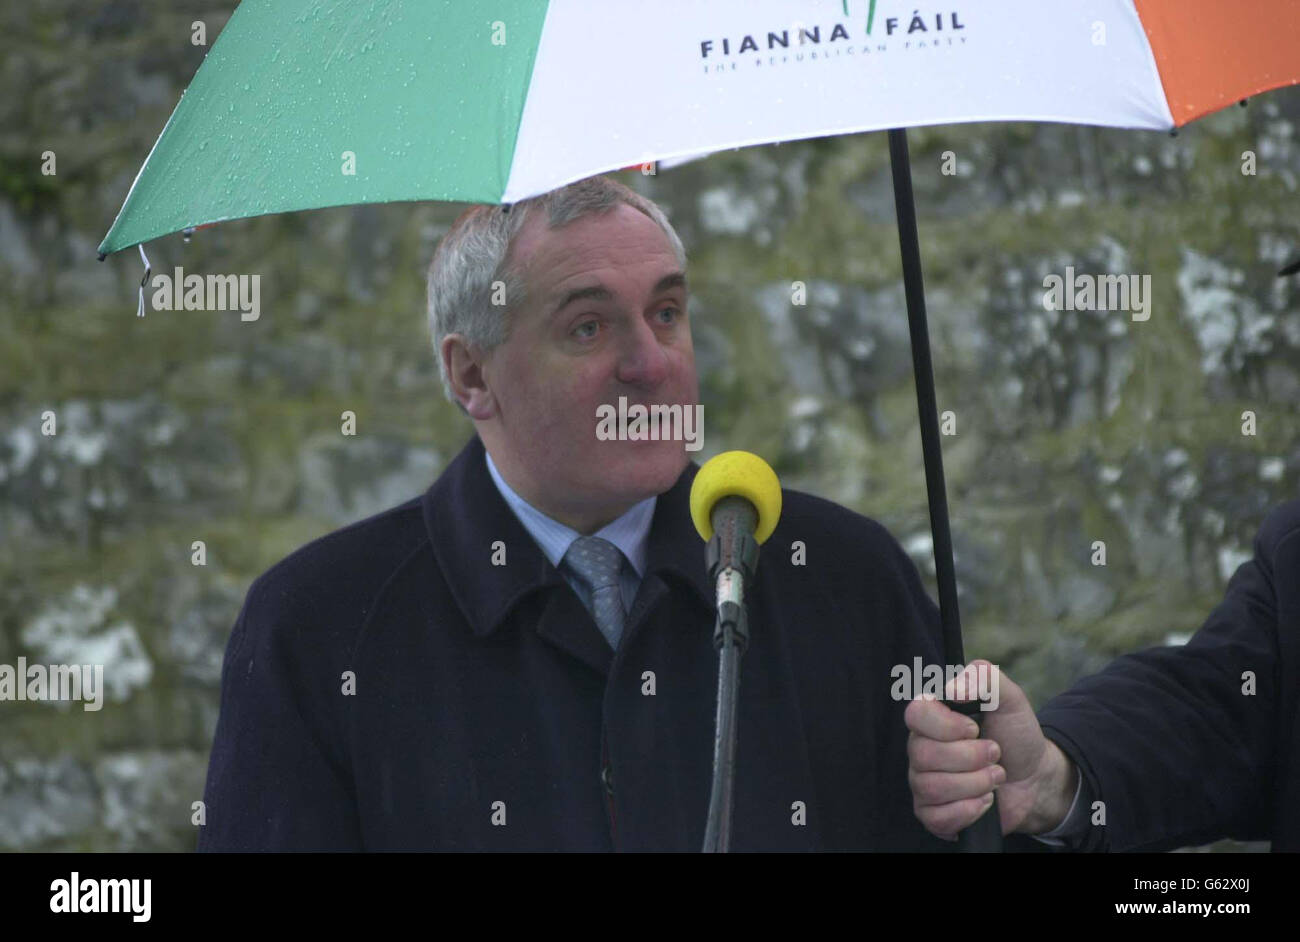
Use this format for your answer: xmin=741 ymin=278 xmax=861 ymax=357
xmin=97 ymin=252 xmax=106 ymax=262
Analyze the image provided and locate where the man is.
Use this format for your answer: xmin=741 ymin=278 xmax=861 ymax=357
xmin=198 ymin=175 xmax=951 ymax=851
xmin=905 ymin=499 xmax=1300 ymax=852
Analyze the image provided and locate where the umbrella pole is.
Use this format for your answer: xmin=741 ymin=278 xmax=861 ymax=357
xmin=886 ymin=127 xmax=1002 ymax=853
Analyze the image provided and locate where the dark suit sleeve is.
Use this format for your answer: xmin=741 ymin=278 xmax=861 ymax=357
xmin=1035 ymin=507 xmax=1293 ymax=852
xmin=197 ymin=579 xmax=363 ymax=851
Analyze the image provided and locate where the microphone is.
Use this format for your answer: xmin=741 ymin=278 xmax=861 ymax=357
xmin=689 ymin=451 xmax=782 ymax=852
xmin=689 ymin=451 xmax=783 ymax=645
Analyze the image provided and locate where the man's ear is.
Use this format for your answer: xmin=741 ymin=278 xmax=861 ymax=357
xmin=441 ymin=334 xmax=496 ymax=420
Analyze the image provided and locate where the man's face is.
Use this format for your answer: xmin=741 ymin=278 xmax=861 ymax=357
xmin=472 ymin=202 xmax=698 ymax=530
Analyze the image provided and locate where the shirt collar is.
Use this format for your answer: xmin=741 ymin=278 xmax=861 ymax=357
xmin=484 ymin=448 xmax=655 ymax=577
xmin=423 ymin=434 xmax=714 ymax=640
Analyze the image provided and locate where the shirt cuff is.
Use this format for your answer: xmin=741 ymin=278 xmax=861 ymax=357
xmin=1029 ymin=765 xmax=1083 ymax=847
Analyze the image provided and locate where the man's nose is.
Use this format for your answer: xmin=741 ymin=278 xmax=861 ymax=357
xmin=615 ymin=315 xmax=670 ymax=387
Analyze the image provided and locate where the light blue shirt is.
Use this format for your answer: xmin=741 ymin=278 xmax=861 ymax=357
xmin=484 ymin=448 xmax=655 ymax=617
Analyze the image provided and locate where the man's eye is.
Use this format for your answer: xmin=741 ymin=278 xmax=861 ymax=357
xmin=656 ymin=307 xmax=681 ymax=324
xmin=573 ymin=320 xmax=599 ymax=339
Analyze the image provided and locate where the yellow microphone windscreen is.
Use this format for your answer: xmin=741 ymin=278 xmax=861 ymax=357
xmin=689 ymin=451 xmax=782 ymax=544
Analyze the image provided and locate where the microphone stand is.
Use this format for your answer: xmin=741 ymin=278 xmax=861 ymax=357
xmin=701 ymin=498 xmax=759 ymax=853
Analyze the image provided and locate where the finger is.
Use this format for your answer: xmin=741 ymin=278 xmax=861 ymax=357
xmin=916 ymin=793 xmax=997 ymax=840
xmin=904 ymin=695 xmax=980 ymax=742
xmin=944 ymin=661 xmax=997 ymax=705
xmin=908 ymin=732 xmax=1001 ymax=773
xmin=909 ymin=765 xmax=1005 ymax=807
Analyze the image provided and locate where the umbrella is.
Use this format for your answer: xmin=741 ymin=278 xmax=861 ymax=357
xmin=97 ymin=0 xmax=1300 ymax=851
xmin=98 ymin=0 xmax=1300 ymax=258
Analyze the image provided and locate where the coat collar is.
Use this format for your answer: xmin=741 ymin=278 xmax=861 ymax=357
xmin=423 ymin=434 xmax=714 ymax=639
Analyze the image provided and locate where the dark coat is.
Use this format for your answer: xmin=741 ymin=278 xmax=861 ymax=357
xmin=1038 ymin=499 xmax=1300 ymax=852
xmin=197 ymin=433 xmax=954 ymax=851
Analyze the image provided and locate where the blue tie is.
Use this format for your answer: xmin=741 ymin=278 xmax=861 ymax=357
xmin=562 ymin=536 xmax=627 ymax=650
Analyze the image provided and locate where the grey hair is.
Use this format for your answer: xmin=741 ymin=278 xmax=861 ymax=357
xmin=426 ymin=175 xmax=687 ymax=410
